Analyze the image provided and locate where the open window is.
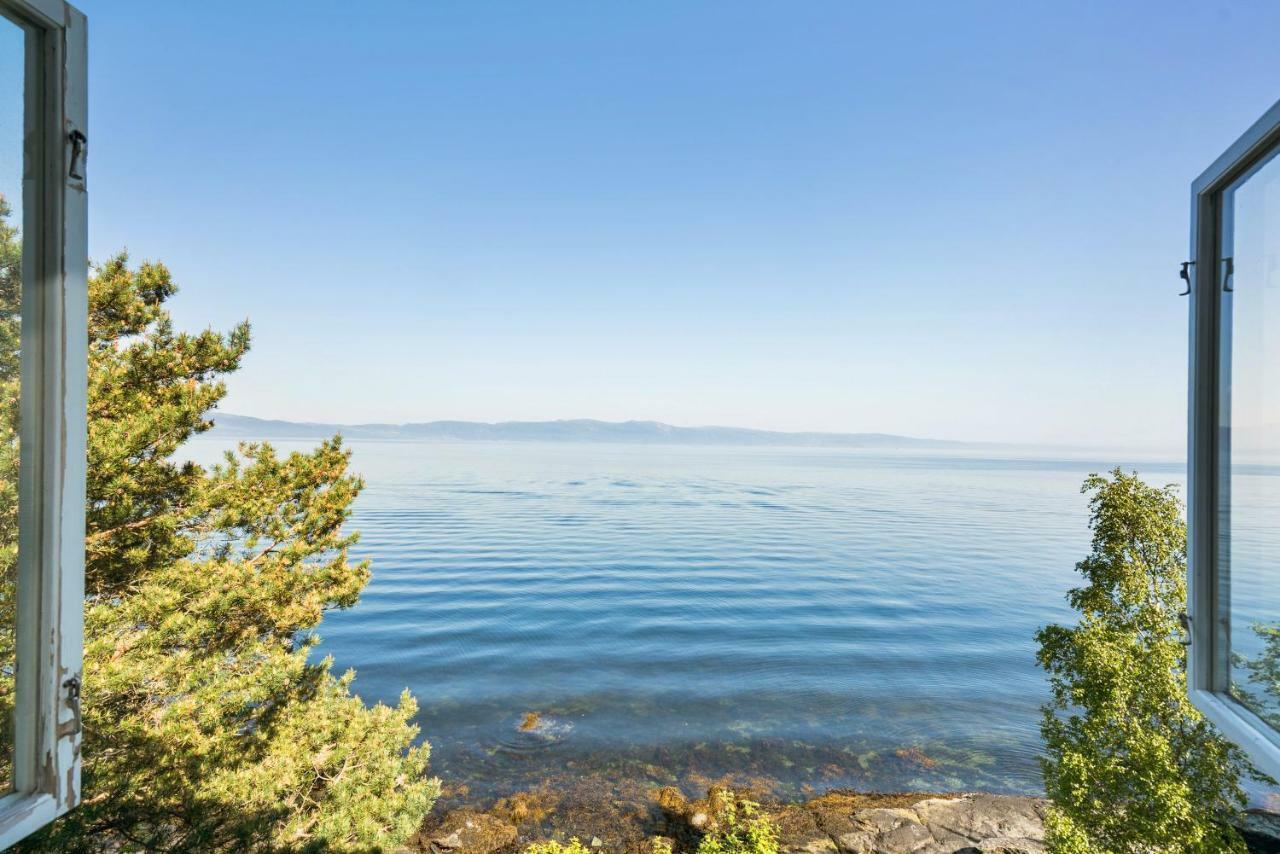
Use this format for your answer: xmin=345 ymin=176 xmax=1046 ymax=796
xmin=0 ymin=0 xmax=86 ymax=845
xmin=1189 ymin=98 xmax=1280 ymax=779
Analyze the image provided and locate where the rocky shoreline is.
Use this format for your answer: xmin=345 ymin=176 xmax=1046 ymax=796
xmin=408 ymin=780 xmax=1280 ymax=854
xmin=409 ymin=786 xmax=1049 ymax=854
xmin=404 ymin=703 xmax=1280 ymax=854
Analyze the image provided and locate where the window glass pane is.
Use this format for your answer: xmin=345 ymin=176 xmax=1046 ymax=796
xmin=0 ymin=11 xmax=24 ymax=794
xmin=1225 ymin=147 xmax=1280 ymax=726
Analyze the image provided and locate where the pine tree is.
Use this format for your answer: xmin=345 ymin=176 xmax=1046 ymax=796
xmin=1036 ymin=470 xmax=1260 ymax=853
xmin=0 ymin=196 xmax=438 ymax=851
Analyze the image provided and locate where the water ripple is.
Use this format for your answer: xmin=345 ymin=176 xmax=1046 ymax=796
xmin=183 ymin=439 xmax=1184 ymax=798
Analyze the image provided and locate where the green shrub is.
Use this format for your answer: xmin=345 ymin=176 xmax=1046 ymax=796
xmin=526 ymin=834 xmax=676 ymax=854
xmin=1036 ymin=470 xmax=1264 ymax=853
xmin=526 ymin=838 xmax=593 ymax=854
xmin=696 ymin=791 xmax=778 ymax=854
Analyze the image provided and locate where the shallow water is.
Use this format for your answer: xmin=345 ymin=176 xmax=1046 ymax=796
xmin=187 ymin=439 xmax=1191 ymax=799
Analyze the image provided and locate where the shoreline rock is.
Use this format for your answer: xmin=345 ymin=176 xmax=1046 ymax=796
xmin=791 ymin=793 xmax=1046 ymax=854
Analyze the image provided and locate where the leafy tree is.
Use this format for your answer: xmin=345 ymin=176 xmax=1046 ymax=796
xmin=1036 ymin=469 xmax=1261 ymax=853
xmin=0 ymin=196 xmax=438 ymax=851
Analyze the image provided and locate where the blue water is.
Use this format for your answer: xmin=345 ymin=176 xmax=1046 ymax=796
xmin=187 ymin=439 xmax=1188 ymax=799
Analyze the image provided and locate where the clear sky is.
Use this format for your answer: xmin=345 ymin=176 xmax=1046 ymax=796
xmin=12 ymin=1 xmax=1280 ymax=446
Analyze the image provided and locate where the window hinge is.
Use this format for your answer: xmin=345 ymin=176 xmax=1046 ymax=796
xmin=68 ymin=129 xmax=87 ymax=181
xmin=1178 ymin=612 xmax=1193 ymax=646
xmin=1179 ymin=261 xmax=1194 ymax=296
xmin=60 ymin=676 xmax=81 ymax=737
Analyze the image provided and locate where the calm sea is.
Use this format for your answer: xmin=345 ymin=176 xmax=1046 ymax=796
xmin=185 ymin=439 xmax=1190 ymax=800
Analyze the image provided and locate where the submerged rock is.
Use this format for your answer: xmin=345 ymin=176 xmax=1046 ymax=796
xmin=513 ymin=713 xmax=575 ymax=743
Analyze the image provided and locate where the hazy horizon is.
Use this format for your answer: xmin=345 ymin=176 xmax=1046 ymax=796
xmin=10 ymin=1 xmax=1280 ymax=449
xmin=208 ymin=412 xmax=1186 ymax=454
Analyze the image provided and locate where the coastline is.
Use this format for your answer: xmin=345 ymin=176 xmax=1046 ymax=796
xmin=410 ymin=780 xmax=1049 ymax=854
xmin=412 ymin=778 xmax=1280 ymax=854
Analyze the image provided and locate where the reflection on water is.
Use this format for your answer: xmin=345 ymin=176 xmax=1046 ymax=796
xmin=1231 ymin=468 xmax=1280 ymax=731
xmin=1224 ymin=141 xmax=1280 ymax=730
xmin=184 ymin=440 xmax=1197 ymax=800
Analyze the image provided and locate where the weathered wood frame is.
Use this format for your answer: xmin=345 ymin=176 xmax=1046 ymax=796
xmin=1188 ymin=98 xmax=1280 ymax=780
xmin=0 ymin=0 xmax=86 ymax=846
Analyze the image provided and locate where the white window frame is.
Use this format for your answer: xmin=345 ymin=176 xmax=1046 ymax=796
xmin=1188 ymin=98 xmax=1280 ymax=780
xmin=0 ymin=0 xmax=86 ymax=846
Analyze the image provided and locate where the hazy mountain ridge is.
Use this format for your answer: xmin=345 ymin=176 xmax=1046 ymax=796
xmin=206 ymin=414 xmax=968 ymax=449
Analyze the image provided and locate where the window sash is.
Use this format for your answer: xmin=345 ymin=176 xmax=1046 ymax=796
xmin=1188 ymin=98 xmax=1280 ymax=780
xmin=0 ymin=0 xmax=86 ymax=846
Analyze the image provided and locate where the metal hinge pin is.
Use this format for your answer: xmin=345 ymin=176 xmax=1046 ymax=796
xmin=62 ymin=675 xmax=82 ymax=734
xmin=68 ymin=129 xmax=87 ymax=180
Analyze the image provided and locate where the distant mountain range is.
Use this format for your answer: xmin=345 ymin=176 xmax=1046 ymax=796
xmin=205 ymin=414 xmax=969 ymax=449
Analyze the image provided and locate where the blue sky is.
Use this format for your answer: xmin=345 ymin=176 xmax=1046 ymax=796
xmin=8 ymin=1 xmax=1280 ymax=446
